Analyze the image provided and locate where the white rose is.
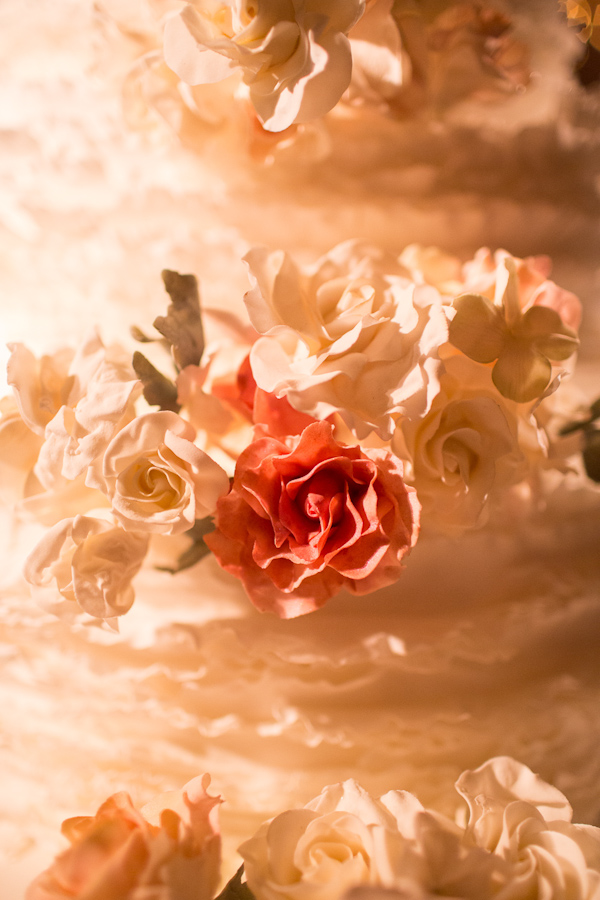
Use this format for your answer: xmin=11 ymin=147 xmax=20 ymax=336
xmin=394 ymin=367 xmax=525 ymax=534
xmin=239 ymin=780 xmax=427 ymax=900
xmin=8 ymin=331 xmax=141 ymax=490
xmin=24 ymin=515 xmax=149 ymax=619
xmin=91 ymin=410 xmax=229 ymax=534
xmin=456 ymin=758 xmax=600 ymax=900
xmin=6 ymin=342 xmax=73 ymax=436
xmin=163 ymin=0 xmax=365 ymax=132
xmin=245 ymin=241 xmax=447 ymax=440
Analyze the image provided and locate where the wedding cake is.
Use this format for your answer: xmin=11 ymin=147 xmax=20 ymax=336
xmin=1 ymin=2 xmax=600 ymax=898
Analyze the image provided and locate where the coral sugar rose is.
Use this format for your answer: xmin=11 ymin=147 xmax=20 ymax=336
xmin=205 ymin=422 xmax=420 ymax=618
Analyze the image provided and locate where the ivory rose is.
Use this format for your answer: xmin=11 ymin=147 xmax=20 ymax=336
xmin=163 ymin=1 xmax=365 ymax=132
xmin=394 ymin=368 xmax=524 ymax=534
xmin=456 ymin=758 xmax=600 ymax=900
xmin=91 ymin=410 xmax=229 ymax=535
xmin=7 ymin=332 xmax=141 ymax=490
xmin=205 ymin=421 xmax=420 ymax=618
xmin=245 ymin=241 xmax=448 ymax=440
xmin=239 ymin=779 xmax=424 ymax=900
xmin=24 ymin=515 xmax=149 ymax=619
xmin=27 ymin=773 xmax=221 ymax=900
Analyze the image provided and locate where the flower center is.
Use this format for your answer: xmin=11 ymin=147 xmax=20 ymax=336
xmin=298 ymin=471 xmax=345 ymax=525
xmin=125 ymin=459 xmax=181 ymax=510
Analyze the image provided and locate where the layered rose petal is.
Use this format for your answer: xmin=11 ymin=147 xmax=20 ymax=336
xmin=456 ymin=758 xmax=600 ymax=900
xmin=7 ymin=332 xmax=141 ymax=490
xmin=24 ymin=515 xmax=149 ymax=619
xmin=245 ymin=241 xmax=447 ymax=440
xmin=240 ymin=764 xmax=600 ymax=900
xmin=395 ymin=371 xmax=525 ymax=535
xmin=91 ymin=410 xmax=229 ymax=535
xmin=239 ymin=780 xmax=422 ymax=900
xmin=164 ymin=1 xmax=365 ymax=132
xmin=206 ymin=421 xmax=420 ymax=617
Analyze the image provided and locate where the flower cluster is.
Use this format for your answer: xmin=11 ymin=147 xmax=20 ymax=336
xmin=98 ymin=0 xmax=532 ymax=161
xmin=28 ymin=759 xmax=600 ymax=900
xmin=244 ymin=242 xmax=580 ymax=538
xmin=4 ymin=276 xmax=230 ymax=623
xmin=2 ymin=242 xmax=582 ymax=621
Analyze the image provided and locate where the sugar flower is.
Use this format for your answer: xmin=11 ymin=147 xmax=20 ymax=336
xmin=7 ymin=331 xmax=141 ymax=490
xmin=449 ymin=257 xmax=579 ymax=403
xmin=427 ymin=2 xmax=530 ymax=106
xmin=239 ymin=779 xmax=424 ymax=900
xmin=245 ymin=241 xmax=447 ymax=440
xmin=27 ymin=774 xmax=221 ymax=900
xmin=457 ymin=757 xmax=600 ymax=900
xmin=394 ymin=368 xmax=524 ymax=534
xmin=24 ymin=514 xmax=149 ymax=619
xmin=0 ymin=395 xmax=43 ymax=503
xmin=206 ymin=420 xmax=420 ymax=618
xmin=163 ymin=0 xmax=365 ymax=132
xmin=90 ymin=410 xmax=230 ymax=535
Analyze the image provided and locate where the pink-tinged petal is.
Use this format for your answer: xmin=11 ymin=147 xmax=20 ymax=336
xmin=208 ymin=421 xmax=418 ymax=616
xmin=253 ymin=387 xmax=316 ymax=437
xmin=492 ymin=342 xmax=552 ymax=403
xmin=531 ymin=280 xmax=582 ymax=332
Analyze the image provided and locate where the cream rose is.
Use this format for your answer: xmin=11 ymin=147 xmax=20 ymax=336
xmin=24 ymin=515 xmax=149 ymax=619
xmin=164 ymin=0 xmax=365 ymax=132
xmin=91 ymin=410 xmax=229 ymax=534
xmin=456 ymin=758 xmax=600 ymax=900
xmin=239 ymin=780 xmax=429 ymax=900
xmin=394 ymin=368 xmax=525 ymax=533
xmin=8 ymin=331 xmax=141 ymax=490
xmin=245 ymin=241 xmax=447 ymax=440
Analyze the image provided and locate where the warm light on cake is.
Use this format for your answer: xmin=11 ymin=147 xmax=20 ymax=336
xmin=1 ymin=2 xmax=600 ymax=898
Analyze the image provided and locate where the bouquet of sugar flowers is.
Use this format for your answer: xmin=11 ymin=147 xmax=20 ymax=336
xmin=2 ymin=239 xmax=582 ymax=624
xmin=26 ymin=756 xmax=600 ymax=900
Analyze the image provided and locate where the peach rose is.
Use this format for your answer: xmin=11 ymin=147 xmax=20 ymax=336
xmin=205 ymin=421 xmax=420 ymax=618
xmin=91 ymin=410 xmax=229 ymax=535
xmin=27 ymin=774 xmax=221 ymax=900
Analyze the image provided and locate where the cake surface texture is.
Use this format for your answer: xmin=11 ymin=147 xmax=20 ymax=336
xmin=1 ymin=1 xmax=600 ymax=898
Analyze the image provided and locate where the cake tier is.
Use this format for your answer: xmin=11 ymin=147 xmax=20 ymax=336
xmin=2 ymin=480 xmax=599 ymax=880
